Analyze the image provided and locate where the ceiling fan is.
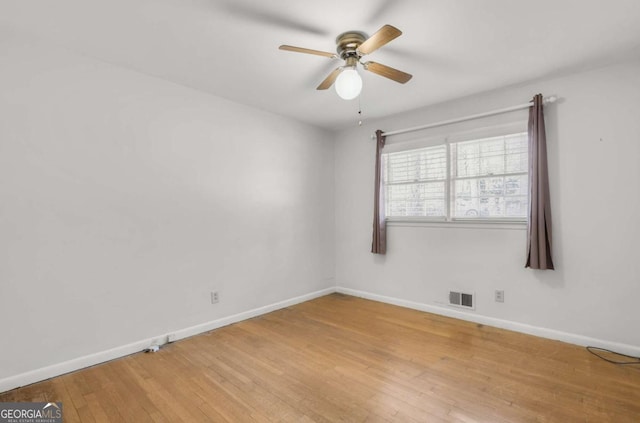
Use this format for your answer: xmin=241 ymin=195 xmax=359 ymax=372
xmin=279 ymin=24 xmax=412 ymax=100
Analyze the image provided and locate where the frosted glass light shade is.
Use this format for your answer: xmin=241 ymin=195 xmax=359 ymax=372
xmin=335 ymin=68 xmax=362 ymax=100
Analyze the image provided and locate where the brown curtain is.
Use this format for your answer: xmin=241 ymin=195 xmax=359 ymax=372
xmin=526 ymin=94 xmax=554 ymax=269
xmin=371 ymin=129 xmax=387 ymax=254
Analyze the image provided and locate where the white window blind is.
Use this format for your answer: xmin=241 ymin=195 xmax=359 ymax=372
xmin=383 ymin=132 xmax=528 ymax=221
xmin=383 ymin=145 xmax=447 ymax=218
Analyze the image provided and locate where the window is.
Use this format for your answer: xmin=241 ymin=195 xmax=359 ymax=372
xmin=383 ymin=132 xmax=528 ymax=221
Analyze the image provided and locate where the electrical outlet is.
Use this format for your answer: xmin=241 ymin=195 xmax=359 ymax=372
xmin=167 ymin=333 xmax=177 ymax=343
xmin=495 ymin=290 xmax=505 ymax=303
xmin=211 ymin=291 xmax=219 ymax=304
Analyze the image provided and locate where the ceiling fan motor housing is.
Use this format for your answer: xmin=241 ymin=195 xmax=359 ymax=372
xmin=335 ymin=31 xmax=367 ymax=60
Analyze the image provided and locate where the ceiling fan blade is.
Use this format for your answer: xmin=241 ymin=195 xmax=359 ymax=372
xmin=317 ymin=67 xmax=343 ymax=90
xmin=357 ymin=24 xmax=402 ymax=55
xmin=363 ymin=61 xmax=413 ymax=84
xmin=279 ymin=45 xmax=337 ymax=59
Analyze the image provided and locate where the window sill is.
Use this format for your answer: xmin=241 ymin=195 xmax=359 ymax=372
xmin=386 ymin=218 xmax=527 ymax=230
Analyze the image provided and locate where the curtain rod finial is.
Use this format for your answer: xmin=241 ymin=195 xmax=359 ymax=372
xmin=544 ymin=95 xmax=558 ymax=104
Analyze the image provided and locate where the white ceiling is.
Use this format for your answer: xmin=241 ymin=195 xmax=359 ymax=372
xmin=2 ymin=0 xmax=640 ymax=130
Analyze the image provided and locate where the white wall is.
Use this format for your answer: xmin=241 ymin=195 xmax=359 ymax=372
xmin=335 ymin=59 xmax=640 ymax=349
xmin=0 ymin=39 xmax=334 ymax=381
xmin=2 ymin=31 xmax=639 ymax=389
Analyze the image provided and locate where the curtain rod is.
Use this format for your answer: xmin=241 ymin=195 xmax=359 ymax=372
xmin=373 ymin=95 xmax=558 ymax=139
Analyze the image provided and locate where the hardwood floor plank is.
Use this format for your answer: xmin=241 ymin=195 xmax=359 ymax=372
xmin=49 ymin=377 xmax=82 ymax=423
xmin=2 ymin=294 xmax=639 ymax=422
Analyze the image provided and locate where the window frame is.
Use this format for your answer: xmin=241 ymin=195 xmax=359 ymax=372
xmin=383 ymin=130 xmax=529 ymax=226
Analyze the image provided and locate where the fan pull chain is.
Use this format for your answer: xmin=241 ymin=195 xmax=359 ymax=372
xmin=358 ymin=96 xmax=363 ymax=126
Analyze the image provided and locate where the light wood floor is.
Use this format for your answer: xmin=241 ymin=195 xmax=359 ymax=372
xmin=2 ymin=294 xmax=639 ymax=422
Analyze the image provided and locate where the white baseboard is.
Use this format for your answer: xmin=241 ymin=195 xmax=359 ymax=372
xmin=4 ymin=285 xmax=638 ymax=393
xmin=168 ymin=287 xmax=334 ymax=342
xmin=0 ymin=287 xmax=335 ymax=393
xmin=336 ymin=286 xmax=640 ymax=357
